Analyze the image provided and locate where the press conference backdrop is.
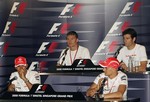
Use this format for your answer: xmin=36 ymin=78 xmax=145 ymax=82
xmin=0 ymin=0 xmax=150 ymax=101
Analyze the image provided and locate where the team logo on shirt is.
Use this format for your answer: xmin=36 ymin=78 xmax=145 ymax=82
xmin=121 ymin=75 xmax=127 ymax=81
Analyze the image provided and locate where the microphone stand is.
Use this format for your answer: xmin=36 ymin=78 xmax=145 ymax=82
xmin=0 ymin=76 xmax=17 ymax=96
xmin=58 ymin=48 xmax=69 ymax=66
xmin=114 ymin=45 xmax=123 ymax=58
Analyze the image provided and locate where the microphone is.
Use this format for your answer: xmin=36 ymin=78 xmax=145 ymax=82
xmin=63 ymin=47 xmax=69 ymax=56
xmin=98 ymin=77 xmax=107 ymax=93
xmin=95 ymin=77 xmax=107 ymax=101
xmin=57 ymin=47 xmax=69 ymax=66
xmin=8 ymin=76 xmax=17 ymax=84
xmin=114 ymin=45 xmax=123 ymax=58
xmin=60 ymin=48 xmax=69 ymax=66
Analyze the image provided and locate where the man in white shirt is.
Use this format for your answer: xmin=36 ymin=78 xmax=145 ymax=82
xmin=86 ymin=57 xmax=128 ymax=99
xmin=117 ymin=28 xmax=147 ymax=72
xmin=57 ymin=31 xmax=91 ymax=66
xmin=8 ymin=56 xmax=41 ymax=92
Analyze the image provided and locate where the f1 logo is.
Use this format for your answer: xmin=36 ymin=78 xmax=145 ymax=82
xmin=60 ymin=4 xmax=74 ymax=15
xmin=37 ymin=42 xmax=50 ymax=53
xmin=78 ymin=59 xmax=84 ymax=65
xmin=3 ymin=21 xmax=17 ymax=34
xmin=35 ymin=84 xmax=47 ymax=93
xmin=10 ymin=2 xmax=27 ymax=14
xmin=109 ymin=22 xmax=122 ymax=33
xmin=96 ymin=41 xmax=109 ymax=53
xmin=48 ymin=23 xmax=61 ymax=34
xmin=48 ymin=23 xmax=70 ymax=35
xmin=121 ymin=2 xmax=141 ymax=14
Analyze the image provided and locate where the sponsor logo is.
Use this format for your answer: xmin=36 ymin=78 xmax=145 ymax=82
xmin=9 ymin=2 xmax=27 ymax=17
xmin=2 ymin=21 xmax=17 ymax=36
xmin=120 ymin=2 xmax=141 ymax=17
xmin=35 ymin=84 xmax=47 ymax=93
xmin=107 ymin=21 xmax=130 ymax=36
xmin=121 ymin=75 xmax=127 ymax=81
xmin=58 ymin=4 xmax=81 ymax=18
xmin=47 ymin=23 xmax=70 ymax=37
xmin=77 ymin=59 xmax=87 ymax=67
xmin=36 ymin=42 xmax=58 ymax=56
xmin=96 ymin=41 xmax=109 ymax=53
xmin=0 ymin=42 xmax=9 ymax=56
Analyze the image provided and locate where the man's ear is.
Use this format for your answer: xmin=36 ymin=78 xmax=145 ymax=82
xmin=77 ymin=38 xmax=79 ymax=43
xmin=133 ymin=37 xmax=136 ymax=42
xmin=25 ymin=64 xmax=28 ymax=69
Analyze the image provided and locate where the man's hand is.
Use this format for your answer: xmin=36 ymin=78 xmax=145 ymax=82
xmin=86 ymin=78 xmax=104 ymax=97
xmin=120 ymin=62 xmax=128 ymax=71
xmin=18 ymin=69 xmax=27 ymax=81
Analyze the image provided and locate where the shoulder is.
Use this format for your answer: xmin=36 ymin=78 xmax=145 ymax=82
xmin=97 ymin=73 xmax=106 ymax=78
xmin=11 ymin=71 xmax=18 ymax=76
xmin=27 ymin=70 xmax=39 ymax=76
xmin=79 ymin=46 xmax=89 ymax=51
xmin=118 ymin=71 xmax=128 ymax=79
xmin=136 ymin=44 xmax=146 ymax=49
xmin=120 ymin=46 xmax=127 ymax=51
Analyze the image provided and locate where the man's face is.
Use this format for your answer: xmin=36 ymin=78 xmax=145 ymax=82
xmin=103 ymin=67 xmax=113 ymax=76
xmin=66 ymin=35 xmax=78 ymax=48
xmin=123 ymin=34 xmax=135 ymax=47
xmin=15 ymin=65 xmax=27 ymax=72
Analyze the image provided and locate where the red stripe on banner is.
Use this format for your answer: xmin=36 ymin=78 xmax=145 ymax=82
xmin=19 ymin=2 xmax=27 ymax=14
xmin=109 ymin=41 xmax=118 ymax=52
xmin=3 ymin=42 xmax=9 ymax=55
xmin=60 ymin=23 xmax=70 ymax=34
xmin=48 ymin=42 xmax=58 ymax=53
xmin=133 ymin=2 xmax=141 ymax=13
xmin=73 ymin=4 xmax=81 ymax=15
xmin=10 ymin=22 xmax=17 ymax=34
xmin=121 ymin=21 xmax=130 ymax=32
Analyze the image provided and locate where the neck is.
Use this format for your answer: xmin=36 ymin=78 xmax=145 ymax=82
xmin=127 ymin=43 xmax=136 ymax=50
xmin=70 ymin=45 xmax=78 ymax=51
xmin=109 ymin=71 xmax=118 ymax=79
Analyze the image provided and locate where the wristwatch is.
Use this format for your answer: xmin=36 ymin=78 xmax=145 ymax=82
xmin=24 ymin=79 xmax=29 ymax=83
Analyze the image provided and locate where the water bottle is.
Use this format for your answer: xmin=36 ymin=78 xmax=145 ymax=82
xmin=128 ymin=56 xmax=133 ymax=72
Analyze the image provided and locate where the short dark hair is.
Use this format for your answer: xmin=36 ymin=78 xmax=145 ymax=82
xmin=122 ymin=28 xmax=137 ymax=39
xmin=67 ymin=31 xmax=78 ymax=38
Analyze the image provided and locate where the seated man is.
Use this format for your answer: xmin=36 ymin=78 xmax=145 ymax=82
xmin=8 ymin=56 xmax=41 ymax=92
xmin=117 ymin=28 xmax=147 ymax=72
xmin=86 ymin=57 xmax=128 ymax=99
xmin=57 ymin=31 xmax=91 ymax=66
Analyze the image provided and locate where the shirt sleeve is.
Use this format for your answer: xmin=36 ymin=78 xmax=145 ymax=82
xmin=83 ymin=48 xmax=91 ymax=59
xmin=120 ymin=74 xmax=128 ymax=85
xmin=9 ymin=72 xmax=16 ymax=85
xmin=117 ymin=48 xmax=123 ymax=62
xmin=139 ymin=46 xmax=148 ymax=61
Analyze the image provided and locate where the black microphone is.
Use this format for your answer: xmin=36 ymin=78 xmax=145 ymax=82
xmin=60 ymin=48 xmax=69 ymax=66
xmin=0 ymin=76 xmax=17 ymax=95
xmin=98 ymin=77 xmax=107 ymax=93
xmin=8 ymin=76 xmax=17 ymax=84
xmin=95 ymin=77 xmax=107 ymax=101
xmin=63 ymin=47 xmax=69 ymax=56
xmin=57 ymin=47 xmax=69 ymax=66
xmin=114 ymin=45 xmax=123 ymax=58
